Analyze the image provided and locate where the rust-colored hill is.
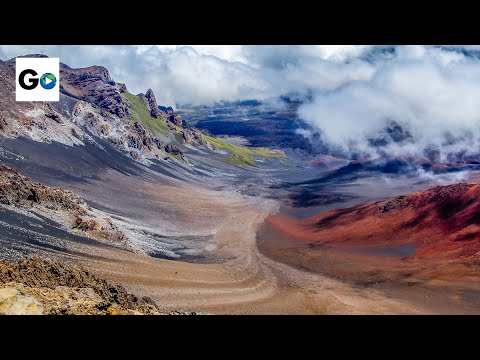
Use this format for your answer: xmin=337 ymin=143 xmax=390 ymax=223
xmin=267 ymin=182 xmax=480 ymax=261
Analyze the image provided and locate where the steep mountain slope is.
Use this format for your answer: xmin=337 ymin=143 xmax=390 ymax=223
xmin=0 ymin=54 xmax=284 ymax=169
xmin=0 ymin=58 xmax=86 ymax=146
xmin=0 ymin=164 xmax=126 ymax=246
xmin=0 ymin=53 xmax=288 ymax=265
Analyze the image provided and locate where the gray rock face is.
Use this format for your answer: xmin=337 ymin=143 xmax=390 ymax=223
xmin=165 ymin=143 xmax=182 ymax=155
xmin=0 ymin=287 xmax=44 ymax=315
xmin=59 ymin=64 xmax=129 ymax=118
xmin=168 ymin=113 xmax=184 ymax=127
xmin=182 ymin=131 xmax=192 ymax=144
xmin=145 ymin=89 xmax=162 ymax=119
xmin=127 ymin=122 xmax=164 ymax=152
xmin=117 ymin=83 xmax=128 ymax=93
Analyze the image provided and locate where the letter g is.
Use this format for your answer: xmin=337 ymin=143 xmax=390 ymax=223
xmin=19 ymin=69 xmax=39 ymax=90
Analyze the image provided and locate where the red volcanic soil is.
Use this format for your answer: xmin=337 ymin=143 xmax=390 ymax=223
xmin=260 ymin=182 xmax=480 ymax=312
xmin=307 ymin=155 xmax=347 ymax=168
xmin=266 ymin=182 xmax=480 ymax=261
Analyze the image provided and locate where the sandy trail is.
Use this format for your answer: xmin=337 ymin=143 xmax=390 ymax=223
xmin=72 ymin=187 xmax=429 ymax=314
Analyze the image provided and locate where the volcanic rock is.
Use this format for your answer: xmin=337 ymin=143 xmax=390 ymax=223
xmin=168 ymin=113 xmax=184 ymax=127
xmin=59 ymin=63 xmax=129 ymax=118
xmin=0 ymin=165 xmax=85 ymax=211
xmin=165 ymin=143 xmax=182 ymax=156
xmin=0 ymin=257 xmax=160 ymax=315
xmin=145 ymin=89 xmax=162 ymax=119
xmin=0 ymin=287 xmax=44 ymax=315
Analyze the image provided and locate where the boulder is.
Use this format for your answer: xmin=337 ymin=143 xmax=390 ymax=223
xmin=182 ymin=131 xmax=192 ymax=144
xmin=165 ymin=143 xmax=182 ymax=156
xmin=168 ymin=114 xmax=184 ymax=127
xmin=0 ymin=287 xmax=44 ymax=315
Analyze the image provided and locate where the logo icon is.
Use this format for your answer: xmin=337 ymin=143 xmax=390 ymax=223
xmin=40 ymin=73 xmax=57 ymax=90
xmin=16 ymin=58 xmax=59 ymax=101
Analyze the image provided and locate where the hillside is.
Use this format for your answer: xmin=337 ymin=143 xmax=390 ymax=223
xmin=267 ymin=182 xmax=480 ymax=261
xmin=0 ymin=54 xmax=285 ymax=168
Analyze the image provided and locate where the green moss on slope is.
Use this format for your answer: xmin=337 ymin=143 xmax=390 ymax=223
xmin=204 ymin=136 xmax=284 ymax=167
xmin=121 ymin=93 xmax=169 ymax=135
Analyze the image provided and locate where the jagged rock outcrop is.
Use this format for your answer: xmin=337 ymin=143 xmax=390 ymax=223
xmin=127 ymin=122 xmax=164 ymax=152
xmin=157 ymin=102 xmax=188 ymax=128
xmin=193 ymin=131 xmax=205 ymax=145
xmin=73 ymin=216 xmax=125 ymax=242
xmin=0 ymin=257 xmax=160 ymax=315
xmin=59 ymin=63 xmax=129 ymax=118
xmin=168 ymin=113 xmax=184 ymax=127
xmin=179 ymin=128 xmax=204 ymax=145
xmin=145 ymin=89 xmax=162 ymax=119
xmin=182 ymin=131 xmax=192 ymax=144
xmin=0 ymin=165 xmax=86 ymax=211
xmin=165 ymin=143 xmax=182 ymax=155
xmin=0 ymin=165 xmax=126 ymax=243
xmin=117 ymin=83 xmax=128 ymax=93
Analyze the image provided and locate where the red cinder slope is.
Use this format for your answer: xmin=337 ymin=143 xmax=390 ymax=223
xmin=267 ymin=183 xmax=480 ymax=260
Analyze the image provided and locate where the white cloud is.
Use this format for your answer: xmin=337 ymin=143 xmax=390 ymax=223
xmin=0 ymin=45 xmax=379 ymax=106
xmin=298 ymin=45 xmax=480 ymax=161
xmin=3 ymin=44 xmax=480 ymax=163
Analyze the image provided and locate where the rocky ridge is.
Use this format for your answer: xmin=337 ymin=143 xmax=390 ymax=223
xmin=0 ymin=58 xmax=89 ymax=146
xmin=59 ymin=62 xmax=130 ymax=118
xmin=0 ymin=257 xmax=160 ymax=315
xmin=0 ymin=164 xmax=125 ymax=243
xmin=0 ymin=54 xmax=213 ymax=165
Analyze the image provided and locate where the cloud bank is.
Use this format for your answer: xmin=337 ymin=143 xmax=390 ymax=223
xmin=2 ymin=44 xmax=480 ymax=162
xmin=298 ymin=46 xmax=480 ymax=162
xmin=0 ymin=45 xmax=377 ymax=106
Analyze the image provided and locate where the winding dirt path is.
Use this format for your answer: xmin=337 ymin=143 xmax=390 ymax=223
xmin=74 ymin=192 xmax=429 ymax=314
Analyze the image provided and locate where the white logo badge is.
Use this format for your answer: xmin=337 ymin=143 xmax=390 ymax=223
xmin=16 ymin=57 xmax=59 ymax=102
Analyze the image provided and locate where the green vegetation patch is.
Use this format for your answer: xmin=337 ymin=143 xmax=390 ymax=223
xmin=204 ymin=136 xmax=284 ymax=167
xmin=121 ymin=93 xmax=168 ymax=135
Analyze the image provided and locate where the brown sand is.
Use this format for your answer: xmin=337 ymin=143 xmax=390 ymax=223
xmin=67 ymin=180 xmax=428 ymax=314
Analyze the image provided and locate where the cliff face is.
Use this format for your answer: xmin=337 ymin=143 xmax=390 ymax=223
xmin=145 ymin=89 xmax=162 ymax=119
xmin=59 ymin=63 xmax=130 ymax=118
